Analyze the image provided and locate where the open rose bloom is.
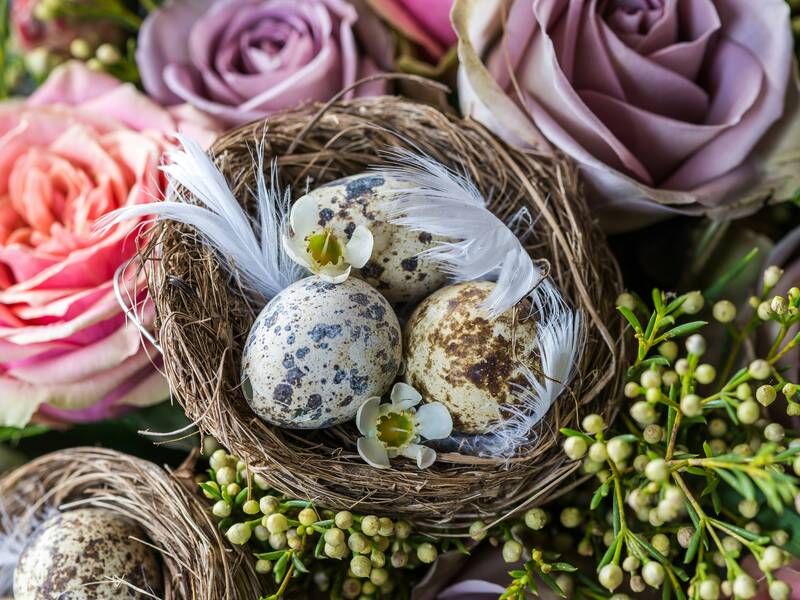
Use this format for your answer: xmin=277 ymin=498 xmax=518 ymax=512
xmin=454 ymin=0 xmax=800 ymax=231
xmin=0 ymin=63 xmax=206 ymax=426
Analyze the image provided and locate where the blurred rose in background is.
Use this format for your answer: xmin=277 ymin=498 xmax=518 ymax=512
xmin=454 ymin=0 xmax=800 ymax=232
xmin=0 ymin=62 xmax=218 ymax=427
xmin=136 ymin=0 xmax=394 ymax=127
xmin=367 ymin=0 xmax=456 ymax=63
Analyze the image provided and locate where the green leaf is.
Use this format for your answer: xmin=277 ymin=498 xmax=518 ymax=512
xmin=0 ymin=424 xmax=49 ymax=443
xmin=652 ymin=289 xmax=665 ymax=313
xmin=684 ymin=527 xmax=702 ymax=564
xmin=255 ymin=550 xmax=288 ymax=561
xmin=704 ymin=247 xmax=760 ymax=301
xmin=539 ymin=571 xmax=566 ymax=598
xmin=598 ymin=535 xmax=619 ymax=571
xmin=292 ymin=554 xmax=309 ymax=574
xmin=591 ymin=481 xmax=610 ymax=510
xmin=612 ymin=489 xmax=621 ymax=537
xmin=657 ymin=321 xmax=708 ymax=342
xmin=198 ymin=483 xmax=221 ymax=500
xmin=551 ymin=562 xmax=578 ymax=572
xmin=559 ymin=428 xmax=593 ymax=442
xmin=313 ymin=533 xmax=326 ymax=559
xmin=235 ymin=487 xmax=249 ymax=506
xmin=273 ymin=551 xmax=290 ymax=581
xmin=618 ymin=305 xmax=644 ymax=334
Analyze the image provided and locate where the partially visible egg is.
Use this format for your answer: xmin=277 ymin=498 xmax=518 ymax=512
xmin=403 ymin=281 xmax=540 ymax=434
xmin=298 ymin=173 xmax=449 ymax=308
xmin=14 ymin=508 xmax=162 ymax=599
xmin=242 ymin=276 xmax=402 ymax=428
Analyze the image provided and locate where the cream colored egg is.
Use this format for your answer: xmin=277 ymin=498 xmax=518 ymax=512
xmin=14 ymin=508 xmax=162 ymax=599
xmin=403 ymin=281 xmax=540 ymax=434
xmin=298 ymin=174 xmax=449 ymax=308
xmin=242 ymin=276 xmax=402 ymax=428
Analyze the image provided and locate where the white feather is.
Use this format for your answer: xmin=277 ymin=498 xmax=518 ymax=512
xmin=377 ymin=149 xmax=541 ymax=318
xmin=482 ymin=279 xmax=583 ymax=456
xmin=99 ymin=135 xmax=303 ymax=300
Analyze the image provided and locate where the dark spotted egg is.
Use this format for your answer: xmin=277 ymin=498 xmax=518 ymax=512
xmin=299 ymin=173 xmax=449 ymax=308
xmin=14 ymin=508 xmax=163 ymax=599
xmin=242 ymin=276 xmax=402 ymax=429
xmin=403 ymin=281 xmax=540 ymax=434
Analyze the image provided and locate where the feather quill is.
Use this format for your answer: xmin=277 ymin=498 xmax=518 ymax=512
xmin=99 ymin=135 xmax=304 ymax=301
xmin=377 ymin=148 xmax=541 ymax=318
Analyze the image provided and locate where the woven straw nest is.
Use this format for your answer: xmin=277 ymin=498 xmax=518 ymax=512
xmin=0 ymin=447 xmax=263 ymax=599
xmin=141 ymin=97 xmax=626 ymax=533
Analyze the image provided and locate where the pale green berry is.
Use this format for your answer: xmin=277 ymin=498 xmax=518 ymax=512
xmin=738 ymin=499 xmax=758 ymax=519
xmin=793 ymin=456 xmax=800 ymax=476
xmin=645 ymin=459 xmax=669 ymax=482
xmin=372 ymin=535 xmax=390 ymax=552
xmin=686 ymin=334 xmax=706 ymax=356
xmin=361 ymin=515 xmax=380 ymax=537
xmin=680 ymin=394 xmax=702 ymax=417
xmin=468 ymin=520 xmax=487 ymax=541
xmin=616 ymin=293 xmax=636 ymax=311
xmin=631 ymin=401 xmax=656 ymax=425
xmin=773 ymin=530 xmax=790 ymax=545
xmin=325 ymin=527 xmax=346 ymax=547
xmin=757 ymin=385 xmax=777 ymax=406
xmin=783 ymin=383 xmax=798 ymax=399
xmin=202 ymin=481 xmax=220 ymax=499
xmin=216 ymin=466 xmax=236 ymax=486
xmin=226 ymin=523 xmax=252 ymax=545
xmin=417 ymin=542 xmax=438 ymax=564
xmin=722 ymin=536 xmax=742 ymax=554
xmin=324 ymin=542 xmax=348 ymax=559
xmin=390 ymin=550 xmax=408 ymax=568
xmin=641 ymin=370 xmax=661 ymax=389
xmin=675 ymin=358 xmax=689 ymax=375
xmin=370 ymin=567 xmax=388 ymax=586
xmin=341 ymin=578 xmax=361 ymax=599
xmin=677 ymin=527 xmax=694 ymax=549
xmin=560 ymin=507 xmax=581 ymax=528
xmin=298 ymin=507 xmax=317 ymax=526
xmin=502 ymin=540 xmax=523 ymax=563
xmin=266 ymin=513 xmax=289 ymax=534
xmin=370 ymin=548 xmax=386 ymax=568
xmin=598 ymin=564 xmax=623 ymax=591
xmin=733 ymin=574 xmax=757 ymax=599
xmin=377 ymin=517 xmax=394 ymax=537
xmin=582 ymin=413 xmax=605 ymax=434
xmin=650 ymin=533 xmax=669 ymax=555
xmin=772 ymin=296 xmax=788 ymax=315
xmin=348 ymin=532 xmax=370 ymax=554
xmin=737 ymin=399 xmax=760 ymax=424
xmin=69 ymin=38 xmax=92 ymax=59
xmin=698 ymin=578 xmax=720 ymax=600
xmin=394 ymin=520 xmax=411 ymax=540
xmin=622 ymin=556 xmax=640 ymax=572
xmin=712 ymin=300 xmax=736 ymax=323
xmin=658 ymin=341 xmax=679 ymax=362
xmin=683 ymin=291 xmax=704 ymax=314
xmin=624 ymin=381 xmax=641 ymax=398
xmin=765 ymin=422 xmax=785 ymax=442
xmin=662 ymin=370 xmax=679 ymax=387
xmin=769 ymin=580 xmax=790 ymax=600
xmin=642 ymin=562 xmax=665 ymax=587
xmin=524 ymin=508 xmax=547 ymax=530
xmin=643 ymin=424 xmax=663 ymax=444
xmin=749 ymin=359 xmax=772 ymax=380
xmin=350 ymin=555 xmax=372 ymax=578
xmin=760 ymin=546 xmax=785 ymax=571
xmin=242 ymin=500 xmax=260 ymax=515
xmin=253 ymin=473 xmax=269 ymax=490
xmin=260 ymin=495 xmax=279 ymax=515
xmin=759 ymin=301 xmax=774 ymax=321
xmin=607 ymin=439 xmax=631 ymax=463
xmin=95 ymin=43 xmax=121 ymax=65
xmin=254 ymin=525 xmax=269 ymax=541
xmin=255 ymin=559 xmax=272 ymax=574
xmin=209 ymin=449 xmax=230 ymax=470
xmin=268 ymin=532 xmax=286 ymax=549
xmin=225 ymin=483 xmax=240 ymax=498
xmin=212 ymin=501 xmax=231 ymax=518
xmin=334 ymin=510 xmax=353 ymax=530
xmin=588 ymin=441 xmax=608 ymax=462
xmin=737 ymin=383 xmax=753 ymax=400
xmin=646 ymin=387 xmax=662 ymax=403
xmin=695 ymin=364 xmax=716 ymax=384
xmin=764 ymin=265 xmax=784 ymax=288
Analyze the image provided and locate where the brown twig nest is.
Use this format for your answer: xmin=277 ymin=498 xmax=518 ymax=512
xmin=0 ymin=447 xmax=263 ymax=599
xmin=142 ymin=97 xmax=626 ymax=532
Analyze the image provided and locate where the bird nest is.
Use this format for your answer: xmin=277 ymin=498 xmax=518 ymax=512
xmin=0 ymin=447 xmax=263 ymax=599
xmin=141 ymin=97 xmax=626 ymax=532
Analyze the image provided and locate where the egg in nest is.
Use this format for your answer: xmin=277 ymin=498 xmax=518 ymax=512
xmin=403 ymin=281 xmax=540 ymax=434
xmin=296 ymin=173 xmax=449 ymax=308
xmin=14 ymin=508 xmax=162 ymax=599
xmin=242 ymin=276 xmax=402 ymax=429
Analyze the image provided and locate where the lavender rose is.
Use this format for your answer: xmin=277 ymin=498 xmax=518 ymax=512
xmin=454 ymin=0 xmax=800 ymax=232
xmin=136 ymin=0 xmax=393 ymax=127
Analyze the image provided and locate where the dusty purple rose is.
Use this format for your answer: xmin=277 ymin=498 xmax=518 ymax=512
xmin=454 ymin=0 xmax=800 ymax=232
xmin=137 ymin=0 xmax=393 ymax=126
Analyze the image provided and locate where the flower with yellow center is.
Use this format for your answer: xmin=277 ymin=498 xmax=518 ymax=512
xmin=356 ymin=382 xmax=452 ymax=469
xmin=282 ymin=193 xmax=373 ymax=283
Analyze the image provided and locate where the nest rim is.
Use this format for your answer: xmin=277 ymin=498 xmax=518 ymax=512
xmin=0 ymin=447 xmax=263 ymax=599
xmin=143 ymin=96 xmax=627 ymax=532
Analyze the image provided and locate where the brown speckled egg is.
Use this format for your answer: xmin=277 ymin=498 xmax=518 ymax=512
xmin=242 ymin=276 xmax=402 ymax=429
xmin=298 ymin=173 xmax=449 ymax=308
xmin=14 ymin=508 xmax=162 ymax=600
xmin=403 ymin=281 xmax=540 ymax=434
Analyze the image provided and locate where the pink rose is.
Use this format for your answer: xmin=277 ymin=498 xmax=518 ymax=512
xmin=136 ymin=0 xmax=394 ymax=127
xmin=454 ymin=0 xmax=800 ymax=232
xmin=367 ymin=0 xmax=456 ymax=61
xmin=0 ymin=62 xmax=218 ymax=427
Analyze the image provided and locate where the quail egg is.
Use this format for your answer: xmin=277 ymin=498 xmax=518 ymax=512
xmin=403 ymin=281 xmax=540 ymax=434
xmin=14 ymin=508 xmax=162 ymax=599
xmin=242 ymin=276 xmax=402 ymax=428
xmin=296 ymin=173 xmax=449 ymax=308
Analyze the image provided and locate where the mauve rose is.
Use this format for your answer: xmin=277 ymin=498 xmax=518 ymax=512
xmin=454 ymin=0 xmax=800 ymax=232
xmin=367 ymin=0 xmax=456 ymax=60
xmin=0 ymin=62 xmax=217 ymax=427
xmin=136 ymin=0 xmax=393 ymax=127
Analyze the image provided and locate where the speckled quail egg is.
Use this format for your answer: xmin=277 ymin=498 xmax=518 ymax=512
xmin=403 ymin=280 xmax=540 ymax=434
xmin=297 ymin=173 xmax=449 ymax=308
xmin=14 ymin=508 xmax=162 ymax=600
xmin=242 ymin=276 xmax=402 ymax=429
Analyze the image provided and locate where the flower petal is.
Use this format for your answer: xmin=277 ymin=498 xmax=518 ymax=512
xmin=281 ymin=234 xmax=313 ymax=271
xmin=357 ymin=436 xmax=391 ymax=469
xmin=415 ymin=402 xmax=453 ymax=440
xmin=344 ymin=224 xmax=374 ymax=268
xmin=390 ymin=381 xmax=421 ymax=409
xmin=401 ymin=443 xmax=436 ymax=469
xmin=289 ymin=193 xmax=321 ymax=237
xmin=356 ymin=396 xmax=381 ymax=435
xmin=318 ymin=263 xmax=351 ymax=284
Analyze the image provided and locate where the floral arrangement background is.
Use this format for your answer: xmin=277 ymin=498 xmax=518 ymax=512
xmin=0 ymin=1 xmax=799 ymax=600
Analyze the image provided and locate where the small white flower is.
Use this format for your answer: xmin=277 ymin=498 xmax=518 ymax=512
xmin=356 ymin=382 xmax=452 ymax=469
xmin=282 ymin=193 xmax=373 ymax=283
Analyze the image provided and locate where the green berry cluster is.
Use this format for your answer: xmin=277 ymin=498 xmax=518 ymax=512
xmin=197 ymin=445 xmax=443 ymax=600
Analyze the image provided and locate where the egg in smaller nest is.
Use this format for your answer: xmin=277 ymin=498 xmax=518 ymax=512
xmin=403 ymin=281 xmax=540 ymax=434
xmin=14 ymin=508 xmax=162 ymax=600
xmin=297 ymin=173 xmax=449 ymax=308
xmin=242 ymin=276 xmax=402 ymax=429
